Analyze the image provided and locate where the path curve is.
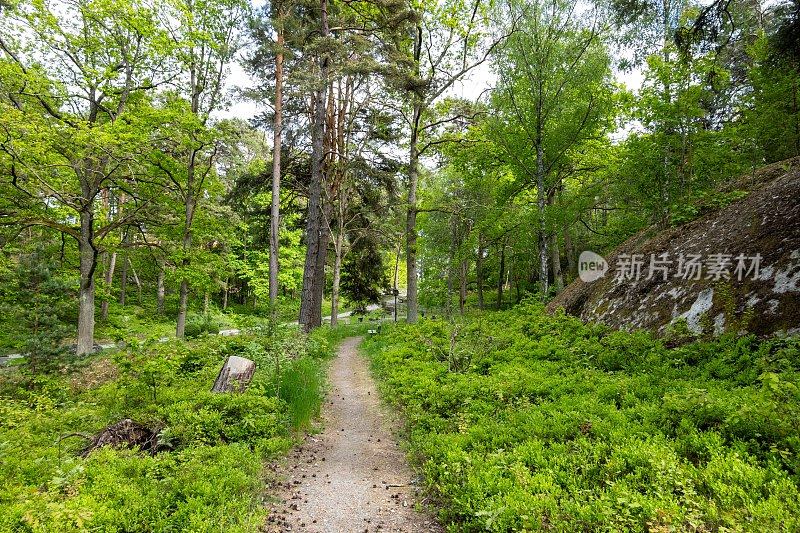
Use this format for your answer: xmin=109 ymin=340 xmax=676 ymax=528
xmin=265 ymin=337 xmax=441 ymax=532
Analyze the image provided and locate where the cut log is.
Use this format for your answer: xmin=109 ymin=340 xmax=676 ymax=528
xmin=212 ymin=356 xmax=256 ymax=393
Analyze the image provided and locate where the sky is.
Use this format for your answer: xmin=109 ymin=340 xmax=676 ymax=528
xmin=216 ymin=0 xmax=650 ymax=124
xmin=218 ymin=61 xmax=260 ymax=122
xmin=218 ymin=39 xmax=646 ymax=127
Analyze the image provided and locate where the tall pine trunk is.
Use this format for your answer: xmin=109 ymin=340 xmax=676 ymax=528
xmin=299 ymin=0 xmax=330 ymax=331
xmin=312 ymin=199 xmax=331 ymax=326
xmin=405 ymin=23 xmax=423 ymax=324
xmin=330 ymin=229 xmax=343 ymax=327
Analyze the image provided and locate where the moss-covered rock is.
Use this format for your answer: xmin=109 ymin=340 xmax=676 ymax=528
xmin=549 ymin=157 xmax=800 ymax=337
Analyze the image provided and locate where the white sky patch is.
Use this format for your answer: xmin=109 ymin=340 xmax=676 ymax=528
xmin=216 ymin=20 xmax=647 ymax=142
xmin=213 ymin=0 xmax=265 ymax=122
xmin=216 ymin=60 xmax=259 ymax=122
xmin=450 ymin=60 xmax=495 ymax=102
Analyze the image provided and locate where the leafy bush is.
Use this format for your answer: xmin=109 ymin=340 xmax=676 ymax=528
xmin=670 ymin=189 xmax=749 ymax=225
xmin=0 ymin=249 xmax=73 ymax=372
xmin=184 ymin=313 xmax=223 ymax=338
xmin=364 ymin=303 xmax=800 ymax=531
xmin=0 ymin=328 xmax=334 ymax=532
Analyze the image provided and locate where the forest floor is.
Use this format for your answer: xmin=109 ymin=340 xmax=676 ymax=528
xmin=264 ymin=337 xmax=441 ymax=532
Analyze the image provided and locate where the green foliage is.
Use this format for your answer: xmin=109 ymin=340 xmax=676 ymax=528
xmin=669 ymin=189 xmax=750 ymax=226
xmin=274 ymin=357 xmax=324 ymax=428
xmin=0 ymin=442 xmax=269 ymax=532
xmin=364 ymin=304 xmax=800 ymax=531
xmin=0 ymin=325 xmax=342 ymax=531
xmin=0 ymin=249 xmax=73 ymax=372
xmin=341 ymin=234 xmax=389 ymax=310
xmin=184 ymin=313 xmax=224 ymax=338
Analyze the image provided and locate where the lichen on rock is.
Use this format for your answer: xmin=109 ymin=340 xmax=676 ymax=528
xmin=549 ymin=157 xmax=800 ymax=338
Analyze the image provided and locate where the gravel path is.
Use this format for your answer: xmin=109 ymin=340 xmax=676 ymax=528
xmin=265 ymin=337 xmax=441 ymax=532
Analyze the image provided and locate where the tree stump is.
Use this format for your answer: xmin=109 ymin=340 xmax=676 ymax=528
xmin=211 ymin=356 xmax=256 ymax=393
xmin=83 ymin=419 xmax=159 ymax=456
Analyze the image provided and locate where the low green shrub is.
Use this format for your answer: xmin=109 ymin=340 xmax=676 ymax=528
xmin=0 ymin=444 xmax=269 ymax=532
xmin=364 ymin=303 xmax=800 ymax=531
xmin=0 ymin=327 xmax=329 ymax=532
xmin=184 ymin=313 xmax=223 ymax=338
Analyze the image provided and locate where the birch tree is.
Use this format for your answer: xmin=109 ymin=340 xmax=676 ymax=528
xmin=489 ymin=0 xmax=615 ymax=296
xmin=158 ymin=0 xmax=247 ymax=337
xmin=386 ymin=0 xmax=509 ymax=322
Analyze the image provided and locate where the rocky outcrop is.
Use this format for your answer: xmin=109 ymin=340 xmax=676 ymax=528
xmin=548 ymin=158 xmax=800 ymax=337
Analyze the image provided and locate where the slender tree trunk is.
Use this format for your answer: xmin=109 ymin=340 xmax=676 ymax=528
xmin=660 ymin=0 xmax=673 ymax=227
xmin=405 ymin=23 xmax=423 ymax=323
xmin=100 ymin=252 xmax=116 ymax=320
xmin=222 ymin=277 xmax=229 ymax=310
xmin=270 ymin=16 xmax=284 ymax=316
xmin=497 ymin=241 xmax=505 ymax=309
xmin=175 ymin=36 xmax=211 ymax=337
xmin=475 ymin=240 xmax=484 ymax=311
xmin=330 ymin=230 xmax=343 ymax=327
xmin=564 ymin=226 xmax=576 ymax=279
xmin=393 ymin=238 xmax=401 ymax=321
xmin=459 ymin=258 xmax=467 ymax=315
xmin=299 ymin=0 xmax=330 ymax=331
xmin=156 ymin=264 xmax=165 ymax=315
xmin=177 ymin=280 xmax=189 ymax=337
xmin=551 ymin=233 xmax=563 ymax=292
xmin=312 ymin=199 xmax=332 ymax=326
xmin=204 ymin=291 xmax=210 ymax=315
xmin=446 ymin=213 xmax=457 ymax=316
xmin=77 ymin=207 xmax=97 ymax=356
xmin=406 ymin=102 xmax=421 ymax=323
xmin=476 ymin=235 xmax=484 ymax=310
xmin=536 ymin=140 xmax=549 ymax=297
xmin=130 ymin=260 xmax=142 ymax=301
xmin=119 ymin=249 xmax=128 ymax=307
xmin=176 ymin=152 xmax=196 ymax=338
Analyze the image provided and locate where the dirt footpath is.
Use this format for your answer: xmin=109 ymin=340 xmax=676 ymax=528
xmin=264 ymin=337 xmax=442 ymax=533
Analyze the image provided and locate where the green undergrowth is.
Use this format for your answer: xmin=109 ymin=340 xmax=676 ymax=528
xmin=363 ymin=302 xmax=800 ymax=532
xmin=0 ymin=324 xmax=345 ymax=532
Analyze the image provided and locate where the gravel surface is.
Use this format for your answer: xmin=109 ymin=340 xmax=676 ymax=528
xmin=265 ymin=337 xmax=442 ymax=532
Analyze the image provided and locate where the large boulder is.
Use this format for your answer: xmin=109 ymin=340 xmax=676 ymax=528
xmin=548 ymin=157 xmax=800 ymax=337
